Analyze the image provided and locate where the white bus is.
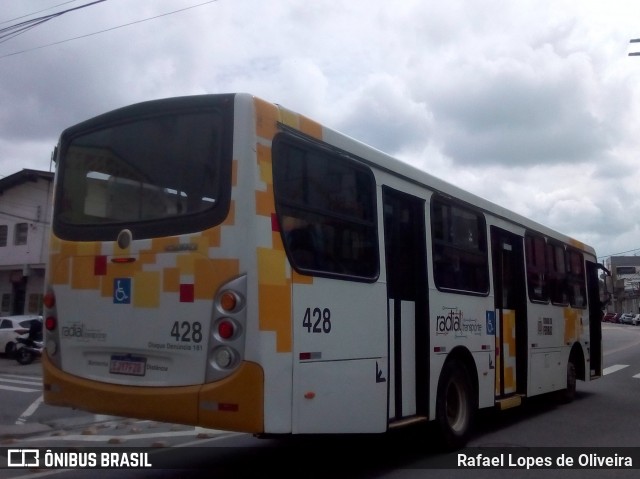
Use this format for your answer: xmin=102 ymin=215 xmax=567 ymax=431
xmin=42 ymin=93 xmax=606 ymax=449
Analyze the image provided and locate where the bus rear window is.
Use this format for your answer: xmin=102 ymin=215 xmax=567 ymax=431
xmin=54 ymin=103 xmax=232 ymax=240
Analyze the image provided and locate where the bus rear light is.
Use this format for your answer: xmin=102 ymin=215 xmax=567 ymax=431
xmin=217 ymin=319 xmax=235 ymax=340
xmin=206 ymin=275 xmax=247 ymax=383
xmin=45 ymin=316 xmax=57 ymax=331
xmin=46 ymin=339 xmax=58 ymax=355
xmin=219 ymin=291 xmax=238 ymax=312
xmin=212 ymin=347 xmax=236 ymax=369
xmin=43 ymin=292 xmax=56 ymax=309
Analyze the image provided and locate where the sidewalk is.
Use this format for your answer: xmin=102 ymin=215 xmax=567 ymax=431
xmin=1 ymin=423 xmax=52 ymax=441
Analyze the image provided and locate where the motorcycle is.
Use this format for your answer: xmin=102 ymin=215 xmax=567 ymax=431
xmin=15 ymin=336 xmax=43 ymax=365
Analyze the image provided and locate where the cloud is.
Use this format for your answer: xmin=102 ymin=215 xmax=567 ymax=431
xmin=1 ymin=0 xmax=640 ymax=260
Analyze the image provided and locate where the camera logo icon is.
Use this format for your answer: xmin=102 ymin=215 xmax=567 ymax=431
xmin=7 ymin=449 xmax=40 ymax=468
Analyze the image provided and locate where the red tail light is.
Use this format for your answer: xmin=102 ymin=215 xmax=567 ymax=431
xmin=43 ymin=292 xmax=56 ymax=309
xmin=218 ymin=320 xmax=235 ymax=340
xmin=45 ymin=316 xmax=57 ymax=331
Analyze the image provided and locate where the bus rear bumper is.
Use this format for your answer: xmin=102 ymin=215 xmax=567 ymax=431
xmin=42 ymin=353 xmax=264 ymax=433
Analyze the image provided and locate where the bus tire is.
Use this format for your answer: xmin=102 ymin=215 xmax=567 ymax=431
xmin=435 ymin=359 xmax=475 ymax=450
xmin=561 ymin=359 xmax=577 ymax=403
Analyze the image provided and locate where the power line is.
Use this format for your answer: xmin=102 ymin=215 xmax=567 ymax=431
xmin=598 ymin=248 xmax=640 ymax=260
xmin=0 ymin=1 xmax=80 ymax=25
xmin=0 ymin=1 xmax=106 ymax=45
xmin=0 ymin=210 xmax=49 ymax=225
xmin=0 ymin=0 xmax=218 ymax=59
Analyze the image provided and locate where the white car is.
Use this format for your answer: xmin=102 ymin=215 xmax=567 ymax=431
xmin=0 ymin=315 xmax=42 ymax=355
xmin=632 ymin=314 xmax=640 ymax=326
xmin=619 ymin=313 xmax=636 ymax=325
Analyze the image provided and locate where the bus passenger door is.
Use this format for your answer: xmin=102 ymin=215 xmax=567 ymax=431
xmin=382 ymin=187 xmax=429 ymax=422
xmin=490 ymin=227 xmax=527 ymax=401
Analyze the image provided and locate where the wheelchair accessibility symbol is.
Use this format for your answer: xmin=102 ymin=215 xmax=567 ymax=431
xmin=114 ymin=278 xmax=131 ymax=304
xmin=486 ymin=310 xmax=496 ymax=336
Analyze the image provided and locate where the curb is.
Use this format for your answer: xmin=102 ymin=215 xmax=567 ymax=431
xmin=0 ymin=423 xmax=53 ymax=442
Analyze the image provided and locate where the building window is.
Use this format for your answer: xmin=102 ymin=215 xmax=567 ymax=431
xmin=0 ymin=225 xmax=7 ymax=246
xmin=28 ymin=294 xmax=43 ymax=314
xmin=14 ymin=223 xmax=28 ymax=245
xmin=1 ymin=294 xmax=10 ymax=313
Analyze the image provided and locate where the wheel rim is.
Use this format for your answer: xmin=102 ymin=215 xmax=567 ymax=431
xmin=446 ymin=378 xmax=468 ymax=433
xmin=18 ymin=349 xmax=31 ymax=362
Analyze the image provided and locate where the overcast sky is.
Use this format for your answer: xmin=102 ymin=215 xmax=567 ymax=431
xmin=1 ymin=0 xmax=639 ymax=261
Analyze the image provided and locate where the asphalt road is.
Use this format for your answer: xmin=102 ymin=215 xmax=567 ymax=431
xmin=1 ymin=322 xmax=639 ymax=478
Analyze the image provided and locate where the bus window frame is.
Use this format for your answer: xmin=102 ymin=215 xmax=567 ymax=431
xmin=546 ymin=239 xmax=569 ymax=306
xmin=430 ymin=194 xmax=490 ymax=296
xmin=52 ymin=95 xmax=235 ymax=241
xmin=525 ymin=231 xmax=549 ymax=304
xmin=566 ymin=247 xmax=587 ymax=309
xmin=272 ymin=132 xmax=380 ymax=283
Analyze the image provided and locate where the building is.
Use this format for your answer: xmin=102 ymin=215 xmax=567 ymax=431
xmin=606 ymin=255 xmax=640 ymax=314
xmin=0 ymin=169 xmax=54 ymax=315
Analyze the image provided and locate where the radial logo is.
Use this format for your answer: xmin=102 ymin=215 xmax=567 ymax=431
xmin=436 ymin=307 xmax=482 ymax=337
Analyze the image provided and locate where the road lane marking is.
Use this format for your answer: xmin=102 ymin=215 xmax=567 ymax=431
xmin=15 ymin=394 xmax=44 ymax=425
xmin=1 ymin=373 xmax=41 ymax=380
xmin=0 ymin=377 xmax=42 ymax=386
xmin=0 ymin=384 xmax=41 ymax=392
xmin=633 ymin=373 xmax=640 ymax=379
xmin=603 ymin=364 xmax=629 ymax=375
xmin=16 ymin=427 xmax=230 ymax=443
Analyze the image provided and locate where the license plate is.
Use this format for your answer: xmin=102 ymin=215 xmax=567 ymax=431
xmin=109 ymin=355 xmax=147 ymax=376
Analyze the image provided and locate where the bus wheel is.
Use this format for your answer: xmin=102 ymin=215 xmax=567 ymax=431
xmin=561 ymin=359 xmax=577 ymax=403
xmin=435 ymin=360 xmax=475 ymax=450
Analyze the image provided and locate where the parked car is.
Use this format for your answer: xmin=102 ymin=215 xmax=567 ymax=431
xmin=0 ymin=315 xmax=43 ymax=356
xmin=632 ymin=314 xmax=640 ymax=326
xmin=603 ymin=312 xmax=622 ymax=323
xmin=619 ymin=313 xmax=636 ymax=325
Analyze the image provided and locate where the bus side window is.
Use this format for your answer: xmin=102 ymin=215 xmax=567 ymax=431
xmin=430 ymin=196 xmax=489 ymax=294
xmin=566 ymin=248 xmax=586 ymax=308
xmin=525 ymin=232 xmax=548 ymax=303
xmin=288 ymin=226 xmax=318 ymax=270
xmin=547 ymin=241 xmax=568 ymax=305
